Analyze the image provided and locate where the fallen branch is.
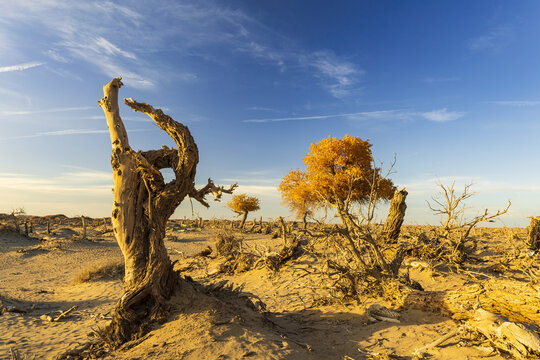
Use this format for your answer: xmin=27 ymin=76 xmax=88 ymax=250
xmin=40 ymin=305 xmax=78 ymax=322
xmin=413 ymin=326 xmax=463 ymax=357
xmin=402 ymin=280 xmax=540 ymax=358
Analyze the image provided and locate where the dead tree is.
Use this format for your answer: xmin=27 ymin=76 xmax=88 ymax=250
xmin=382 ymin=188 xmax=407 ymax=243
xmin=278 ymin=216 xmax=287 ymax=245
xmin=527 ymin=217 xmax=540 ymax=250
xmin=98 ymin=77 xmax=236 ymax=346
xmin=80 ymin=216 xmax=87 ymax=240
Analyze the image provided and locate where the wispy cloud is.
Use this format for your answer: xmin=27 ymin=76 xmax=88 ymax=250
xmin=488 ymin=100 xmax=540 ymax=107
xmin=421 ymin=77 xmax=458 ymax=83
xmin=421 ymin=108 xmax=464 ymax=122
xmin=306 ymin=51 xmax=364 ymax=98
xmin=467 ymin=26 xmax=513 ymax=52
xmin=246 ymin=106 xmax=286 ymax=113
xmin=403 ymin=175 xmax=540 ymax=195
xmin=221 ymin=177 xmax=281 ymax=185
xmin=0 ymin=61 xmax=45 ymax=73
xmin=44 ymin=49 xmax=69 ymax=63
xmin=0 ymin=87 xmax=32 ymax=103
xmin=0 ymin=106 xmax=93 ymax=116
xmin=1 ymin=1 xmax=363 ymax=96
xmin=0 ymin=171 xmax=112 ymax=195
xmin=3 ymin=128 xmax=147 ymax=140
xmin=243 ymin=110 xmax=402 ymax=123
xmin=235 ymin=185 xmax=279 ymax=198
xmin=245 ymin=108 xmax=467 ymax=124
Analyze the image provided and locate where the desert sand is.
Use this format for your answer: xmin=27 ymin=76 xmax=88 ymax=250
xmin=0 ymin=215 xmax=537 ymax=359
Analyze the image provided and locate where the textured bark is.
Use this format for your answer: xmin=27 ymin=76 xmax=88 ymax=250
xmin=98 ymin=78 xmax=235 ymax=346
xmin=382 ymin=188 xmax=407 ymax=243
xmin=526 ymin=217 xmax=540 ymax=250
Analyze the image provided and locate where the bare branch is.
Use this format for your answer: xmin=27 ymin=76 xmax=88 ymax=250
xmin=189 ymin=179 xmax=238 ymax=208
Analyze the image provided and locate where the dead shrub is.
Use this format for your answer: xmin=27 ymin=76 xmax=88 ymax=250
xmin=214 ymin=229 xmax=241 ymax=255
xmin=0 ymin=223 xmax=18 ymax=234
xmin=220 ymin=252 xmax=258 ymax=274
xmin=73 ymin=259 xmax=124 ymax=284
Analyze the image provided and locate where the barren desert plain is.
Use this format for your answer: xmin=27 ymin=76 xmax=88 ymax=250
xmin=1 ymin=214 xmax=539 ymax=360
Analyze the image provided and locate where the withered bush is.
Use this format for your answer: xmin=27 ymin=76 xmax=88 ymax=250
xmin=424 ymin=181 xmax=510 ymax=264
xmin=73 ymin=259 xmax=124 ymax=284
xmin=0 ymin=223 xmax=18 ymax=234
xmin=213 ymin=229 xmax=241 ymax=255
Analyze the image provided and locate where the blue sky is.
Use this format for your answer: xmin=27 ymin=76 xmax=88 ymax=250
xmin=1 ymin=0 xmax=539 ymax=226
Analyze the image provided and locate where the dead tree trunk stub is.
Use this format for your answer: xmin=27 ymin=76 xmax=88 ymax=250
xmin=526 ymin=216 xmax=540 ymax=250
xmin=278 ymin=216 xmax=287 ymax=245
xmin=382 ymin=188 xmax=407 ymax=243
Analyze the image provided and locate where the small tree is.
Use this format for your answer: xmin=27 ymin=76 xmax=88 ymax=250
xmin=227 ymin=194 xmax=260 ymax=229
xmin=278 ymin=169 xmax=314 ymax=228
xmin=280 ymin=135 xmax=408 ymax=299
xmin=279 ymin=135 xmax=395 ymax=222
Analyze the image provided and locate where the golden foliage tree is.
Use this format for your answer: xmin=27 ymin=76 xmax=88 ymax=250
xmin=277 ymin=169 xmax=314 ymax=227
xmin=227 ymin=194 xmax=261 ymax=228
xmin=279 ymin=135 xmax=395 ymax=221
xmin=280 ymin=135 xmax=405 ymax=297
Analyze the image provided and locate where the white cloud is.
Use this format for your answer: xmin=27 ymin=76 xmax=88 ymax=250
xmin=3 ymin=128 xmax=147 ymax=140
xmin=489 ymin=100 xmax=540 ymax=107
xmin=221 ymin=177 xmax=281 ymax=185
xmin=243 ymin=110 xmax=402 ymax=123
xmin=94 ymin=37 xmax=137 ymax=59
xmin=235 ymin=185 xmax=279 ymax=198
xmin=402 ymin=175 xmax=540 ymax=196
xmin=421 ymin=108 xmax=464 ymax=122
xmin=246 ymin=106 xmax=285 ymax=113
xmin=308 ymin=51 xmax=364 ymax=97
xmin=0 ymin=106 xmax=93 ymax=116
xmin=0 ymin=61 xmax=45 ymax=73
xmin=0 ymin=87 xmax=32 ymax=103
xmin=0 ymin=171 xmax=112 ymax=195
xmin=44 ymin=49 xmax=69 ymax=63
xmin=1 ymin=1 xmax=363 ymax=96
xmin=421 ymin=77 xmax=458 ymax=83
xmin=467 ymin=26 xmax=513 ymax=52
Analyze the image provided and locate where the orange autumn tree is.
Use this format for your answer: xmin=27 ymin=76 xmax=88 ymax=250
xmin=279 ymin=135 xmax=395 ymax=224
xmin=278 ymin=169 xmax=314 ymax=228
xmin=280 ymin=135 xmax=406 ymax=299
xmin=227 ymin=194 xmax=261 ymax=229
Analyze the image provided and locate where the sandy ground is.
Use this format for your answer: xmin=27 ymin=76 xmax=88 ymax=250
xmin=0 ymin=216 xmax=533 ymax=360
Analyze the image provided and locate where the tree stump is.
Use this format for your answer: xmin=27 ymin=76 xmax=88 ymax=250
xmin=526 ymin=217 xmax=540 ymax=250
xmin=382 ymin=188 xmax=408 ymax=243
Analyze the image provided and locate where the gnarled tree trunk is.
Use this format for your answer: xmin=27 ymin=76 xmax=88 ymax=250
xmin=98 ymin=78 xmax=235 ymax=346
